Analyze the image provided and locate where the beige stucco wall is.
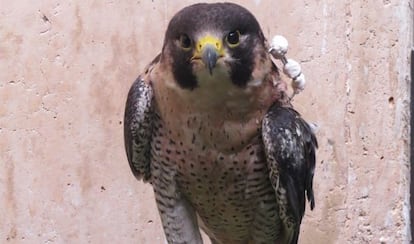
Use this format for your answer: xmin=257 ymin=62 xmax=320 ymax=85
xmin=1 ymin=0 xmax=413 ymax=243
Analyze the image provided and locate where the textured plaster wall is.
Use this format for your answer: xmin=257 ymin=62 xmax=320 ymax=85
xmin=0 ymin=0 xmax=412 ymax=243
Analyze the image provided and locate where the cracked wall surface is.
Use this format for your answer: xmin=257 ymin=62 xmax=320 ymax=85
xmin=0 ymin=0 xmax=413 ymax=243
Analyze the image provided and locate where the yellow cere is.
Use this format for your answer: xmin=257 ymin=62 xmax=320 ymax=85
xmin=194 ymin=35 xmax=225 ymax=57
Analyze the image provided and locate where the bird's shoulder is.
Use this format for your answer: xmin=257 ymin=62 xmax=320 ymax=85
xmin=139 ymin=53 xmax=161 ymax=84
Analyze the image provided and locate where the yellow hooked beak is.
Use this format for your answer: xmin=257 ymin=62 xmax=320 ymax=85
xmin=192 ymin=35 xmax=225 ymax=75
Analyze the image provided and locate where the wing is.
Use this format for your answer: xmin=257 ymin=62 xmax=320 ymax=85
xmin=123 ymin=55 xmax=160 ymax=182
xmin=261 ymin=102 xmax=318 ymax=244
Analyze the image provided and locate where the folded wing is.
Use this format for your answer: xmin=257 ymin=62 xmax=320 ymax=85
xmin=262 ymin=103 xmax=318 ymax=243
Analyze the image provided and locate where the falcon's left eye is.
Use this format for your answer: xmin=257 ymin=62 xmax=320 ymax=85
xmin=226 ymin=30 xmax=241 ymax=48
xmin=179 ymin=34 xmax=192 ymax=51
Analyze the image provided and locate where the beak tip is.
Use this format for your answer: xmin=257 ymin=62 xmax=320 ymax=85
xmin=208 ymin=67 xmax=214 ymax=75
xmin=208 ymin=60 xmax=215 ymax=75
xmin=202 ymin=45 xmax=218 ymax=75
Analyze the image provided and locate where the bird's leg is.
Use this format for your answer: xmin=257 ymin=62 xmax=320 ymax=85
xmin=153 ymin=184 xmax=203 ymax=244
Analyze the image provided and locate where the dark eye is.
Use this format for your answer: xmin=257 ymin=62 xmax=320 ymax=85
xmin=179 ymin=34 xmax=192 ymax=50
xmin=226 ymin=30 xmax=240 ymax=47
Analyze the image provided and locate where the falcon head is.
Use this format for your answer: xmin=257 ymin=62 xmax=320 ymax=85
xmin=160 ymin=3 xmax=271 ymax=90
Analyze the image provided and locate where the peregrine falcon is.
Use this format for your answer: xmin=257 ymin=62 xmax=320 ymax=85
xmin=124 ymin=3 xmax=317 ymax=244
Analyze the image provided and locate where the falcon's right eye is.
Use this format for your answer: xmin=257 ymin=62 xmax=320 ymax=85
xmin=179 ymin=34 xmax=192 ymax=50
xmin=226 ymin=30 xmax=240 ymax=48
